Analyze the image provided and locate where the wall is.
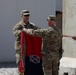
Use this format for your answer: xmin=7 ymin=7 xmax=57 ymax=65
xmin=0 ymin=0 xmax=16 ymax=62
xmin=63 ymin=0 xmax=76 ymax=58
xmin=56 ymin=0 xmax=62 ymax=11
xmin=0 ymin=0 xmax=57 ymax=62
xmin=59 ymin=1 xmax=76 ymax=74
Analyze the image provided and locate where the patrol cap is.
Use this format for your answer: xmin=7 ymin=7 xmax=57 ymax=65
xmin=21 ymin=10 xmax=30 ymax=16
xmin=47 ymin=15 xmax=56 ymax=21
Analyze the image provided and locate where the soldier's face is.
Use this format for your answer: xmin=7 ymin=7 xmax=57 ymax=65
xmin=22 ymin=15 xmax=30 ymax=22
xmin=48 ymin=20 xmax=56 ymax=27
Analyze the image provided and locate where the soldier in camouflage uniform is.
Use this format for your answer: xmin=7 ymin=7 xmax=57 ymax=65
xmin=23 ymin=15 xmax=62 ymax=75
xmin=13 ymin=10 xmax=43 ymax=75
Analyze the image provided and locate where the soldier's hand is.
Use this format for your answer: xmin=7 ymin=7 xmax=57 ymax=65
xmin=72 ymin=36 xmax=76 ymax=40
xmin=23 ymin=28 xmax=33 ymax=34
xmin=18 ymin=30 xmax=22 ymax=34
xmin=23 ymin=28 xmax=27 ymax=32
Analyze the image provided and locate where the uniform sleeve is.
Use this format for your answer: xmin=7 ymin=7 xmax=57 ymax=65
xmin=24 ymin=28 xmax=48 ymax=37
xmin=32 ymin=29 xmax=48 ymax=37
xmin=13 ymin=24 xmax=22 ymax=37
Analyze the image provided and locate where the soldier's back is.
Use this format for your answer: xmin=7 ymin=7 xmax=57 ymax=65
xmin=42 ymin=27 xmax=61 ymax=55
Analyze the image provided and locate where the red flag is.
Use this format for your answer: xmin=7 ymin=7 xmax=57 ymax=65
xmin=19 ymin=31 xmax=42 ymax=72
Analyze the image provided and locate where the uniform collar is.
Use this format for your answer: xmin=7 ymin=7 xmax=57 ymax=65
xmin=19 ymin=21 xmax=30 ymax=26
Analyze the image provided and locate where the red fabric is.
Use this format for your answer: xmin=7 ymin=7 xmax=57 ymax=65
xmin=20 ymin=31 xmax=42 ymax=59
xmin=25 ymin=32 xmax=42 ymax=59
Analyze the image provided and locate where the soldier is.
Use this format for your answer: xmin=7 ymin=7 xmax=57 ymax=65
xmin=23 ymin=15 xmax=62 ymax=75
xmin=13 ymin=10 xmax=44 ymax=75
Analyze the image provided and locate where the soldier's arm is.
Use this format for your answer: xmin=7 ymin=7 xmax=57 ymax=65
xmin=23 ymin=28 xmax=48 ymax=37
xmin=13 ymin=24 xmax=22 ymax=37
xmin=23 ymin=28 xmax=53 ymax=37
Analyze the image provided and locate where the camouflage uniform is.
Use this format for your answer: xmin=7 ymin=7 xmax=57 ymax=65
xmin=23 ymin=25 xmax=62 ymax=75
xmin=13 ymin=21 xmax=39 ymax=74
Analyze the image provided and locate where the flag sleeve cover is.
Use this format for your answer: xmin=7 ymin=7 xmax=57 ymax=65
xmin=19 ymin=31 xmax=25 ymax=73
